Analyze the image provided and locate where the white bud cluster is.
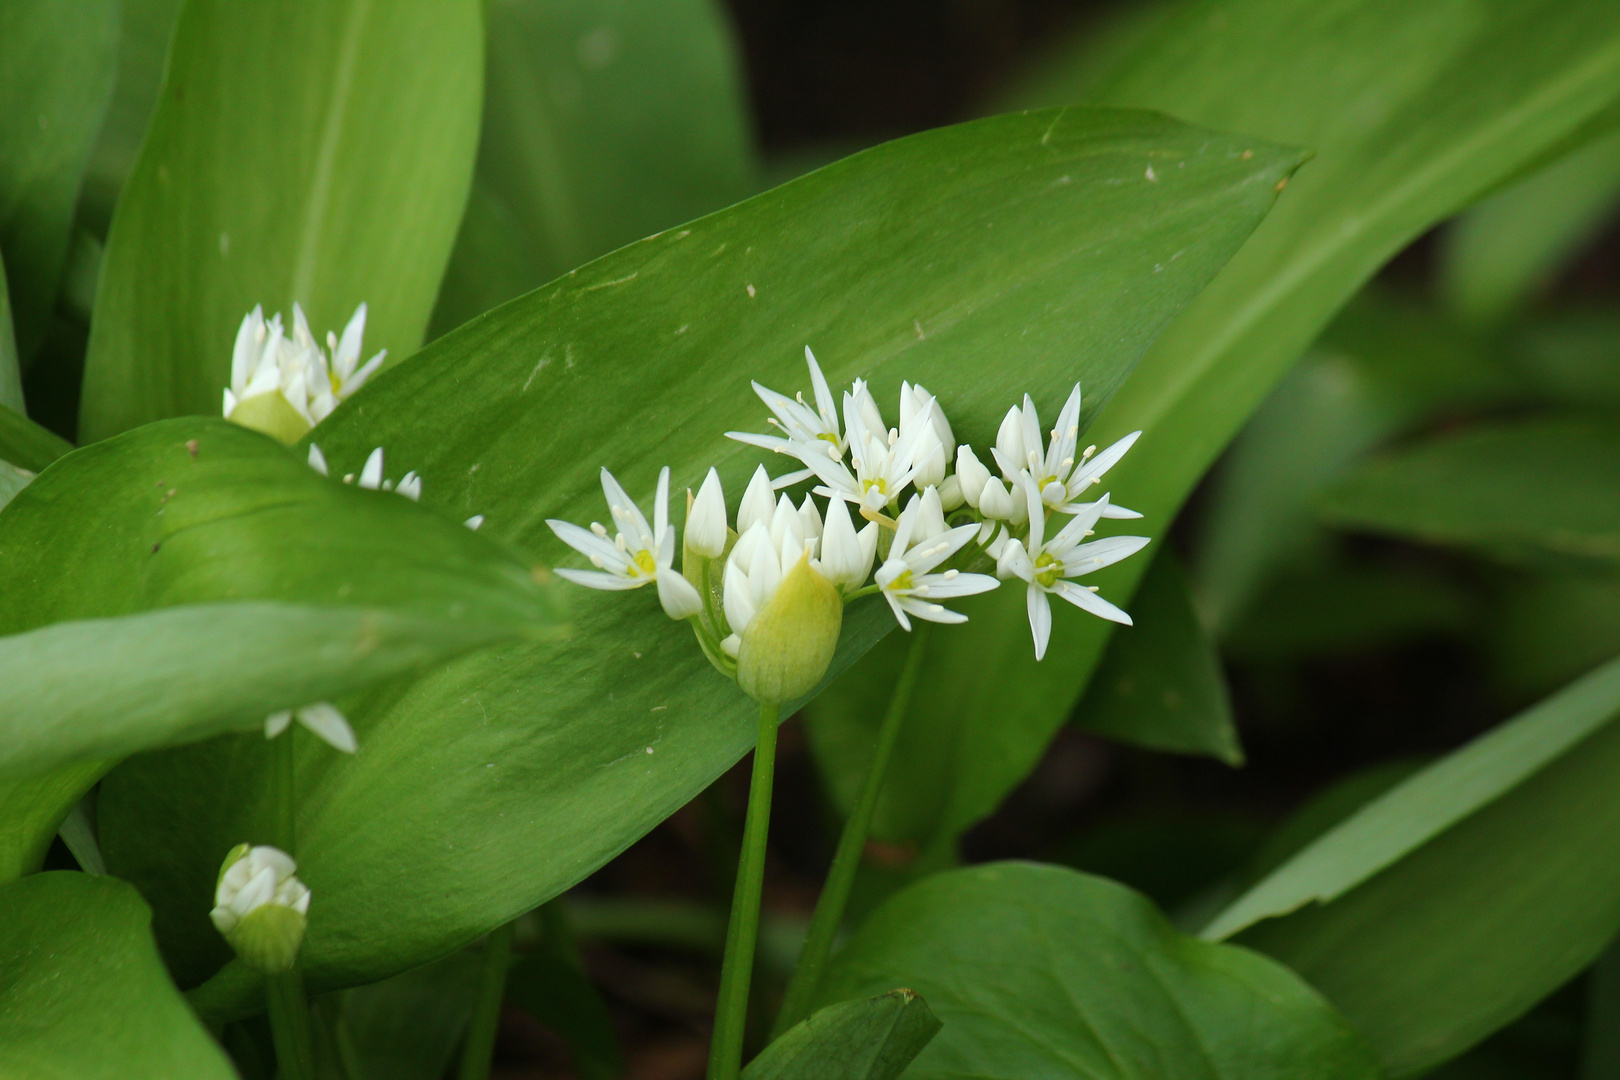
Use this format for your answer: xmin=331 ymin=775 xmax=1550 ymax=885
xmin=223 ymin=304 xmax=386 ymax=444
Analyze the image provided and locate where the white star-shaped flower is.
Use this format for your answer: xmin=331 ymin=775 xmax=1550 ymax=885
xmin=873 ymin=491 xmax=998 ymax=629
xmin=726 ymin=346 xmax=845 ymax=486
xmin=223 ymin=303 xmax=386 ymax=443
xmin=547 ymin=467 xmax=703 ymax=620
xmin=992 ymin=385 xmax=1143 ymax=518
xmin=997 ymin=474 xmax=1150 ymax=660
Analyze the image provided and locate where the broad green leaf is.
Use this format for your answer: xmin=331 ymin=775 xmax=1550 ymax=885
xmin=1319 ymin=416 xmax=1620 ymax=565
xmin=1075 ymin=548 xmax=1241 ymax=764
xmin=0 ymin=401 xmax=73 ymax=471
xmin=818 ymin=862 xmax=1381 ymax=1080
xmin=0 ymin=0 xmax=117 ymax=368
xmin=99 ymin=107 xmax=1303 ymax=998
xmin=744 ymin=990 xmax=941 ymax=1080
xmin=0 ymin=417 xmax=562 ymax=880
xmin=79 ymin=0 xmax=483 ymax=441
xmin=0 ymin=458 xmax=29 ymax=511
xmin=1440 ymin=124 xmax=1620 ymax=327
xmin=1207 ymin=657 xmax=1620 ymax=1075
xmin=430 ymin=0 xmax=755 ymax=334
xmin=506 ymin=953 xmax=621 ymax=1080
xmin=79 ymin=0 xmax=186 ymax=234
xmin=901 ymin=0 xmax=1620 ymax=857
xmin=321 ymin=948 xmax=484 ymax=1080
xmin=0 ymin=872 xmax=235 ymax=1080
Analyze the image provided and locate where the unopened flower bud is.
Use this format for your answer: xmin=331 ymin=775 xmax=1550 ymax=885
xmin=817 ymin=496 xmax=877 ymax=590
xmin=737 ymin=465 xmax=777 ymax=536
xmin=210 ymin=844 xmax=310 ymax=973
xmin=979 ymin=476 xmax=1016 ymax=520
xmin=688 ymin=468 xmax=728 ymax=558
xmin=734 ymin=549 xmax=843 ymax=704
xmin=994 ymin=405 xmax=1028 ymax=480
xmin=956 ymin=445 xmax=991 ymax=509
xmin=937 ymin=473 xmax=964 ymax=511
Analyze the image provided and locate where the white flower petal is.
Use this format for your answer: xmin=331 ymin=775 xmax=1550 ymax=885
xmin=296 ymin=703 xmax=357 ymax=754
xmin=1026 ymin=586 xmax=1052 ymax=660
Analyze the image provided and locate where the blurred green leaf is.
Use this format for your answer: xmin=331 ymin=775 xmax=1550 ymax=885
xmin=1585 ymin=941 xmax=1620 ymax=1080
xmin=0 ymin=872 xmax=235 ymax=1080
xmin=1486 ymin=570 xmax=1620 ymax=700
xmin=79 ymin=0 xmax=483 ymax=441
xmin=101 ymin=107 xmax=1302 ymax=999
xmin=506 ymin=953 xmax=620 ymax=1080
xmin=833 ymin=0 xmax=1620 ymax=872
xmin=321 ymin=948 xmax=484 ymax=1080
xmin=1320 ymin=416 xmax=1620 ymax=566
xmin=0 ymin=0 xmax=117 ymax=371
xmin=1242 ymin=759 xmax=1427 ymax=887
xmin=745 ymin=990 xmax=941 ymax=1080
xmin=1075 ymin=548 xmax=1242 ymax=764
xmin=1208 ymin=657 xmax=1620 ymax=1075
xmin=0 ymin=401 xmax=73 ymax=471
xmin=79 ymin=0 xmax=186 ymax=235
xmin=0 ymin=255 xmax=15 ymax=409
xmin=431 ymin=0 xmax=755 ymax=335
xmin=1511 ymin=309 xmax=1620 ymax=412
xmin=819 ymin=863 xmax=1381 ymax=1080
xmin=1441 ymin=123 xmax=1620 ymax=327
xmin=0 ymin=417 xmax=562 ymax=881
xmin=0 ymin=458 xmax=30 ymax=511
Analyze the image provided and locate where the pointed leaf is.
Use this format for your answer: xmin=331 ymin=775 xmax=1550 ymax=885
xmin=0 ymin=400 xmax=73 ymax=471
xmin=818 ymin=862 xmax=1382 ymax=1080
xmin=744 ymin=990 xmax=941 ymax=1080
xmin=0 ymin=0 xmax=117 ymax=368
xmin=98 ymin=106 xmax=1303 ymax=997
xmin=79 ymin=0 xmax=483 ymax=440
xmin=0 ymin=872 xmax=235 ymax=1080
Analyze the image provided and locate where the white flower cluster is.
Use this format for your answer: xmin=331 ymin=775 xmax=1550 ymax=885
xmin=548 ymin=349 xmax=1149 ymax=697
xmin=223 ymin=303 xmax=386 ymax=443
xmin=210 ymin=843 xmax=310 ymax=973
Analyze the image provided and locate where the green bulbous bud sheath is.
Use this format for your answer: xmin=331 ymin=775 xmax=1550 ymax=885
xmin=735 ymin=551 xmax=842 ymax=704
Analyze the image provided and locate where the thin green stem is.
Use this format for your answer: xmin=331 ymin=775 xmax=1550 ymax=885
xmin=265 ymin=967 xmax=315 ymax=1080
xmin=771 ymin=624 xmax=930 ymax=1037
xmin=707 ymin=700 xmax=781 ymax=1080
xmin=457 ymin=920 xmax=516 ymax=1080
xmin=275 ymin=724 xmax=297 ymax=853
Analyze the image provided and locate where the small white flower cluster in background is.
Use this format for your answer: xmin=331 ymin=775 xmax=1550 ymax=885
xmin=547 ymin=348 xmax=1150 ymax=700
xmin=223 ymin=303 xmax=386 ymax=443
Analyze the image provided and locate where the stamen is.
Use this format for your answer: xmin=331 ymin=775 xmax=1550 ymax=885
xmin=590 ymin=522 xmax=608 ymax=537
xmin=1083 ymin=445 xmax=1096 ymax=460
xmin=944 ymin=569 xmax=959 ymax=579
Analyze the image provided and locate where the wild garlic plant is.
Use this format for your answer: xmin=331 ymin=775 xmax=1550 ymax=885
xmin=544 ymin=347 xmax=1150 ymax=1077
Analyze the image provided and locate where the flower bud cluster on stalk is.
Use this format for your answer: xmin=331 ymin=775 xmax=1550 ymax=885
xmin=548 ymin=347 xmax=1151 ymax=703
xmin=210 ymin=844 xmax=310 ymax=974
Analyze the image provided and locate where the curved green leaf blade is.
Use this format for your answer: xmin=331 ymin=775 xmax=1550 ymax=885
xmin=0 ymin=252 xmax=16 ymax=409
xmin=0 ymin=400 xmax=73 ymax=471
xmin=79 ymin=0 xmax=483 ymax=441
xmin=818 ymin=862 xmax=1382 ymax=1080
xmin=1319 ymin=416 xmax=1620 ymax=565
xmin=0 ymin=0 xmax=117 ymax=370
xmin=861 ymin=0 xmax=1620 ymax=862
xmin=744 ymin=990 xmax=941 ymax=1080
xmin=0 ymin=417 xmax=562 ymax=880
xmin=99 ymin=107 xmax=1303 ymax=996
xmin=0 ymin=872 xmax=235 ymax=1080
xmin=1208 ymin=657 xmax=1620 ymax=1075
xmin=431 ymin=0 xmax=755 ymax=334
xmin=1440 ymin=124 xmax=1620 ymax=327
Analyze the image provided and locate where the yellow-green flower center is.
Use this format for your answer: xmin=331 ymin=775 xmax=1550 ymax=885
xmin=862 ymin=477 xmax=888 ymax=496
xmin=631 ymin=549 xmax=658 ymax=577
xmin=888 ymin=568 xmax=915 ymax=592
xmin=1034 ymin=551 xmax=1061 ymax=588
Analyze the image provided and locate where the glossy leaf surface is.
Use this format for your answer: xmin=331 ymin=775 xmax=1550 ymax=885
xmin=847 ymin=0 xmax=1620 ymax=861
xmin=819 ymin=862 xmax=1381 ymax=1080
xmin=102 ymin=107 xmax=1301 ymax=996
xmin=0 ymin=0 xmax=117 ymax=368
xmin=744 ymin=990 xmax=941 ymax=1080
xmin=79 ymin=0 xmax=483 ymax=440
xmin=0 ymin=872 xmax=235 ymax=1079
xmin=431 ymin=0 xmax=755 ymax=334
xmin=1319 ymin=416 xmax=1620 ymax=565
